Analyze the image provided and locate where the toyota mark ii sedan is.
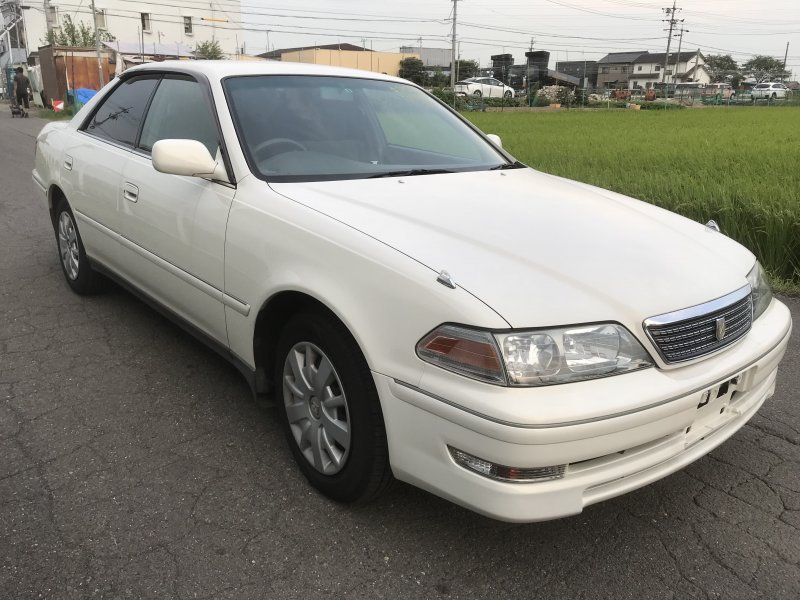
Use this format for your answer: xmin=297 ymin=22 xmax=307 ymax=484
xmin=33 ymin=61 xmax=791 ymax=522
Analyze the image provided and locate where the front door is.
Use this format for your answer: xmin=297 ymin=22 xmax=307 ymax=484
xmin=117 ymin=74 xmax=235 ymax=344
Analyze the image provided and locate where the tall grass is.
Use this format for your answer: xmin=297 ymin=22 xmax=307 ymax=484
xmin=465 ymin=107 xmax=800 ymax=290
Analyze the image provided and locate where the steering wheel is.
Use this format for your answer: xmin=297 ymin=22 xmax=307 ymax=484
xmin=252 ymin=138 xmax=307 ymax=161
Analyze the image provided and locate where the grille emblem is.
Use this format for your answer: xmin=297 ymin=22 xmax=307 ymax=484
xmin=715 ymin=317 xmax=727 ymax=341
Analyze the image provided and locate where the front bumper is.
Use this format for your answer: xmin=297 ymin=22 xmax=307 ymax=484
xmin=375 ymin=299 xmax=791 ymax=522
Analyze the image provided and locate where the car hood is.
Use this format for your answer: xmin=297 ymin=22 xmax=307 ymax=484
xmin=269 ymin=168 xmax=754 ymax=328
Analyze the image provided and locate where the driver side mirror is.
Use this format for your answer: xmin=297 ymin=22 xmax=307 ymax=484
xmin=486 ymin=134 xmax=503 ymax=148
xmin=152 ymin=139 xmax=228 ymax=182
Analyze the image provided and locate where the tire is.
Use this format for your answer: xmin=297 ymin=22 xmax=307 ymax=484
xmin=53 ymin=198 xmax=104 ymax=295
xmin=504 ymin=90 xmax=512 ymax=99
xmin=275 ymin=311 xmax=392 ymax=503
xmin=473 ymin=90 xmax=482 ymax=98
xmin=771 ymin=93 xmax=777 ymax=100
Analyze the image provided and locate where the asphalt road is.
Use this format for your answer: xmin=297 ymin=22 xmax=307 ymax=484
xmin=1 ymin=108 xmax=799 ymax=600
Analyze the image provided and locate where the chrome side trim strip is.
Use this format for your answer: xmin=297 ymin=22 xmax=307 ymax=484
xmin=643 ymin=285 xmax=751 ymax=327
xmin=393 ymin=326 xmax=790 ymax=430
xmin=31 ymin=171 xmax=47 ymax=194
xmin=222 ymin=293 xmax=251 ymax=317
xmin=74 ymin=210 xmax=251 ymax=316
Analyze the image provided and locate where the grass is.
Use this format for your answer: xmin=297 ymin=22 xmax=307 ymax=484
xmin=37 ymin=108 xmax=75 ymax=120
xmin=465 ymin=107 xmax=800 ymax=294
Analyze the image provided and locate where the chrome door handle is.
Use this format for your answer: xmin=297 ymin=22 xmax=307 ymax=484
xmin=122 ymin=182 xmax=139 ymax=203
xmin=63 ymin=156 xmax=73 ymax=171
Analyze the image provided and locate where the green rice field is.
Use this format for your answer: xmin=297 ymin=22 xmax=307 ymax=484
xmin=465 ymin=107 xmax=800 ymax=293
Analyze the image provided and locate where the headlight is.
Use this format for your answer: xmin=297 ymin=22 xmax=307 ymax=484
xmin=417 ymin=323 xmax=653 ymax=387
xmin=496 ymin=324 xmax=653 ymax=386
xmin=746 ymin=261 xmax=772 ymax=320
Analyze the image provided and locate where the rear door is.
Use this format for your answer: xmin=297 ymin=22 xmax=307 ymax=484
xmin=118 ymin=74 xmax=236 ymax=344
xmin=66 ymin=75 xmax=160 ymax=269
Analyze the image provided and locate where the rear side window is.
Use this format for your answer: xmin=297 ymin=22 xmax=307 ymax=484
xmin=138 ymin=76 xmax=219 ymax=156
xmin=85 ymin=76 xmax=159 ymax=146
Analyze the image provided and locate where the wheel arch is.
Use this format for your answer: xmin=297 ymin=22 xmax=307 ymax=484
xmin=47 ymin=184 xmax=68 ymax=227
xmin=252 ymin=290 xmax=364 ymax=395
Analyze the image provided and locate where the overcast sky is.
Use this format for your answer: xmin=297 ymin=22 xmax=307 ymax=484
xmin=233 ymin=0 xmax=799 ymax=76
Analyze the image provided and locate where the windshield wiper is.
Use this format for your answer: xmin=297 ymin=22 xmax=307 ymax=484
xmin=368 ymin=168 xmax=455 ymax=178
xmin=489 ymin=161 xmax=526 ymax=170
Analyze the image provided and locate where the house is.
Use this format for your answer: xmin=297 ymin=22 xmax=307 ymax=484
xmin=596 ymin=51 xmax=649 ymax=90
xmin=14 ymin=0 xmax=242 ymax=58
xmin=630 ymin=51 xmax=709 ymax=89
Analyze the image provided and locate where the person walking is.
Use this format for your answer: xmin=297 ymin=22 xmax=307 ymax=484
xmin=12 ymin=67 xmax=31 ymax=118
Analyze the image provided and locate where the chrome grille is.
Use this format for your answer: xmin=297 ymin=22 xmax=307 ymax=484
xmin=645 ymin=287 xmax=753 ymax=364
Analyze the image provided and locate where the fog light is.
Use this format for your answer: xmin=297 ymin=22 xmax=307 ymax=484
xmin=448 ymin=447 xmax=566 ymax=483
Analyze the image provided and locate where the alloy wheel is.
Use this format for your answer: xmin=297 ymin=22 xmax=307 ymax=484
xmin=282 ymin=342 xmax=351 ymax=475
xmin=58 ymin=212 xmax=80 ymax=280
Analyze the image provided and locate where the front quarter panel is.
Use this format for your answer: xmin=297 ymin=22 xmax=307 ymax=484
xmin=223 ymin=177 xmax=510 ymax=384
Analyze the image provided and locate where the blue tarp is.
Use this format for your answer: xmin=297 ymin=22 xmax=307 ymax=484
xmin=74 ymin=88 xmax=98 ymax=104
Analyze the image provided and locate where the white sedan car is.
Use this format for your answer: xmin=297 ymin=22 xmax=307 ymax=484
xmin=454 ymin=77 xmax=515 ymax=98
xmin=33 ymin=61 xmax=791 ymax=522
xmin=751 ymin=82 xmax=789 ymax=100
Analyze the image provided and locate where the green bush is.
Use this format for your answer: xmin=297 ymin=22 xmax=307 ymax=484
xmin=429 ymin=88 xmax=466 ymax=109
xmin=482 ymin=96 xmax=524 ymax=107
xmin=635 ymin=102 xmax=686 ymax=110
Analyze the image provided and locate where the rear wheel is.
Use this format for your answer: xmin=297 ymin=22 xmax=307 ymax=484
xmin=504 ymin=90 xmax=512 ymax=99
xmin=54 ymin=198 xmax=104 ymax=295
xmin=275 ymin=311 xmax=392 ymax=503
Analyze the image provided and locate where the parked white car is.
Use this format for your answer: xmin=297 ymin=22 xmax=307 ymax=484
xmin=454 ymin=77 xmax=515 ymax=98
xmin=751 ymin=82 xmax=789 ymax=100
xmin=33 ymin=61 xmax=791 ymax=522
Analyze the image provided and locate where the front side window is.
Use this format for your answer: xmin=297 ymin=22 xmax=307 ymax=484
xmin=141 ymin=13 xmax=151 ymax=32
xmin=138 ymin=76 xmax=218 ymax=156
xmin=224 ymin=75 xmax=509 ymax=182
xmin=85 ymin=76 xmax=159 ymax=146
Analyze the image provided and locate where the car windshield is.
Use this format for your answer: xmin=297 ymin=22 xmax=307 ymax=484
xmin=224 ymin=75 xmax=510 ymax=182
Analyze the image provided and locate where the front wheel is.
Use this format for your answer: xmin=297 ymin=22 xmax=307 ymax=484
xmin=473 ymin=90 xmax=482 ymax=98
xmin=54 ymin=198 xmax=104 ymax=295
xmin=275 ymin=311 xmax=392 ymax=503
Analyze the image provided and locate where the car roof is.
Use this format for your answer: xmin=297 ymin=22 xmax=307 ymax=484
xmin=122 ymin=59 xmax=411 ymax=86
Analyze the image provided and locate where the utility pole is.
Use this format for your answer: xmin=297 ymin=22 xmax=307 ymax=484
xmin=674 ymin=26 xmax=687 ymax=83
xmin=661 ymin=1 xmax=682 ymax=89
xmin=90 ymin=0 xmax=105 ymax=87
xmin=43 ymin=0 xmax=55 ymax=40
xmin=527 ymin=37 xmax=534 ymax=106
xmin=784 ymin=42 xmax=790 ymax=81
xmin=450 ymin=0 xmax=458 ymax=90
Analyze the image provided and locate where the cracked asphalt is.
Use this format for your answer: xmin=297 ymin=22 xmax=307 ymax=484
xmin=1 ymin=108 xmax=799 ymax=600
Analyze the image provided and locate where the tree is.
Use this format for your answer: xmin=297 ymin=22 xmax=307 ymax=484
xmin=742 ymin=55 xmax=789 ymax=83
xmin=704 ymin=54 xmax=739 ymax=83
xmin=195 ymin=40 xmax=225 ymax=60
xmin=454 ymin=59 xmax=479 ymax=80
xmin=429 ymin=67 xmax=449 ymax=87
xmin=43 ymin=15 xmax=115 ymax=46
xmin=399 ymin=57 xmax=425 ymax=85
